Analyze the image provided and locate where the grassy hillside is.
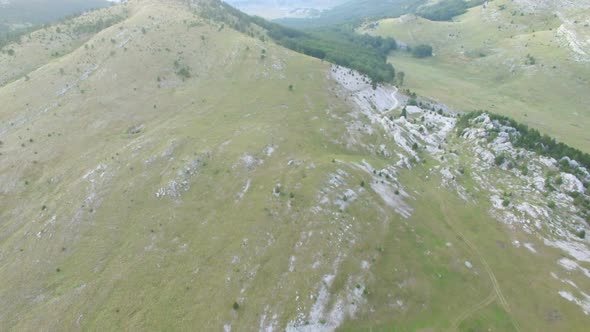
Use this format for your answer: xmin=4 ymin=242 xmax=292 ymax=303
xmin=361 ymin=0 xmax=590 ymax=152
xmin=0 ymin=0 xmax=589 ymax=330
xmin=0 ymin=0 xmax=114 ymax=32
xmin=0 ymin=5 xmax=127 ymax=86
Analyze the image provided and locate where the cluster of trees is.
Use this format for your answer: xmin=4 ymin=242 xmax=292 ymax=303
xmin=203 ymin=0 xmax=398 ymax=83
xmin=457 ymin=111 xmax=590 ymax=171
xmin=174 ymin=59 xmax=191 ymax=79
xmin=411 ymin=44 xmax=433 ymax=58
xmin=71 ymin=15 xmax=125 ymax=35
xmin=417 ymin=0 xmax=485 ymax=21
xmin=266 ymin=25 xmax=398 ymax=83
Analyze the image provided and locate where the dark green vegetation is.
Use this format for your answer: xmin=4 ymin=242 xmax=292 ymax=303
xmin=266 ymin=26 xmax=397 ymax=83
xmin=202 ymin=0 xmax=397 ymax=83
xmin=0 ymin=0 xmax=113 ymax=32
xmin=411 ymin=44 xmax=433 ymax=58
xmin=417 ymin=0 xmax=486 ymax=21
xmin=456 ymin=110 xmax=590 ymax=224
xmin=457 ymin=111 xmax=590 ymax=172
xmin=68 ymin=14 xmax=126 ymax=36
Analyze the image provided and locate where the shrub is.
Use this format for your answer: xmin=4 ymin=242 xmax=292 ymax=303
xmin=176 ymin=66 xmax=191 ymax=79
xmin=555 ymin=176 xmax=563 ymax=186
xmin=412 ymin=44 xmax=433 ymax=58
xmin=400 ymin=107 xmax=408 ymax=118
xmin=232 ymin=302 xmax=240 ymax=310
xmin=525 ymin=54 xmax=536 ymax=65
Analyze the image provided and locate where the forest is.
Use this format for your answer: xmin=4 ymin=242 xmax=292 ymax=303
xmin=261 ymin=22 xmax=398 ymax=83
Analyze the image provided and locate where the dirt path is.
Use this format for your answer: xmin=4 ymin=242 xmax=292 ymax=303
xmin=452 ymin=290 xmax=496 ymax=330
xmin=441 ymin=202 xmax=522 ymax=332
xmin=379 ymin=86 xmax=400 ymax=121
xmin=390 ymin=86 xmax=399 ymax=111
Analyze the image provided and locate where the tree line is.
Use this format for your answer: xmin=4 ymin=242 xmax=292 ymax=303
xmin=457 ymin=111 xmax=590 ymax=171
xmin=202 ymin=0 xmax=398 ymax=84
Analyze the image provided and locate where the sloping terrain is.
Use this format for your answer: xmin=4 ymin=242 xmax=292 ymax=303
xmin=0 ymin=0 xmax=115 ymax=32
xmin=362 ymin=0 xmax=590 ymax=152
xmin=0 ymin=4 xmax=127 ymax=86
xmin=0 ymin=0 xmax=589 ymax=331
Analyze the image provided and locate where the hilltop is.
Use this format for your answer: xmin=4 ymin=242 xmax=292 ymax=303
xmin=0 ymin=0 xmax=589 ymax=331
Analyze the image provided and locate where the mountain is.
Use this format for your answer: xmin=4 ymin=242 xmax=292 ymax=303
xmin=0 ymin=0 xmax=589 ymax=330
xmin=0 ymin=0 xmax=115 ymax=32
xmin=223 ymin=0 xmax=346 ymax=19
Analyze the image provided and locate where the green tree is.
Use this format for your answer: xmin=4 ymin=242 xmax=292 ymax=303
xmin=397 ymin=71 xmax=405 ymax=86
xmin=412 ymin=44 xmax=433 ymax=58
xmin=400 ymin=106 xmax=407 ymax=118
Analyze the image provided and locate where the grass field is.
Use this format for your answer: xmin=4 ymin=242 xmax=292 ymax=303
xmin=339 ymin=161 xmax=589 ymax=331
xmin=362 ymin=0 xmax=590 ymax=152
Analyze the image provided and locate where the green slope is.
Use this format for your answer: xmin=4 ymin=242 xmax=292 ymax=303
xmin=0 ymin=0 xmax=114 ymax=32
xmin=361 ymin=0 xmax=590 ymax=151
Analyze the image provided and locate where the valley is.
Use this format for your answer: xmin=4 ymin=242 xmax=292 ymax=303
xmin=361 ymin=0 xmax=590 ymax=151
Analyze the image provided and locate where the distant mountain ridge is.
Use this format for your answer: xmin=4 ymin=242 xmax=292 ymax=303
xmin=223 ymin=0 xmax=346 ymax=18
xmin=274 ymin=0 xmax=486 ymax=28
